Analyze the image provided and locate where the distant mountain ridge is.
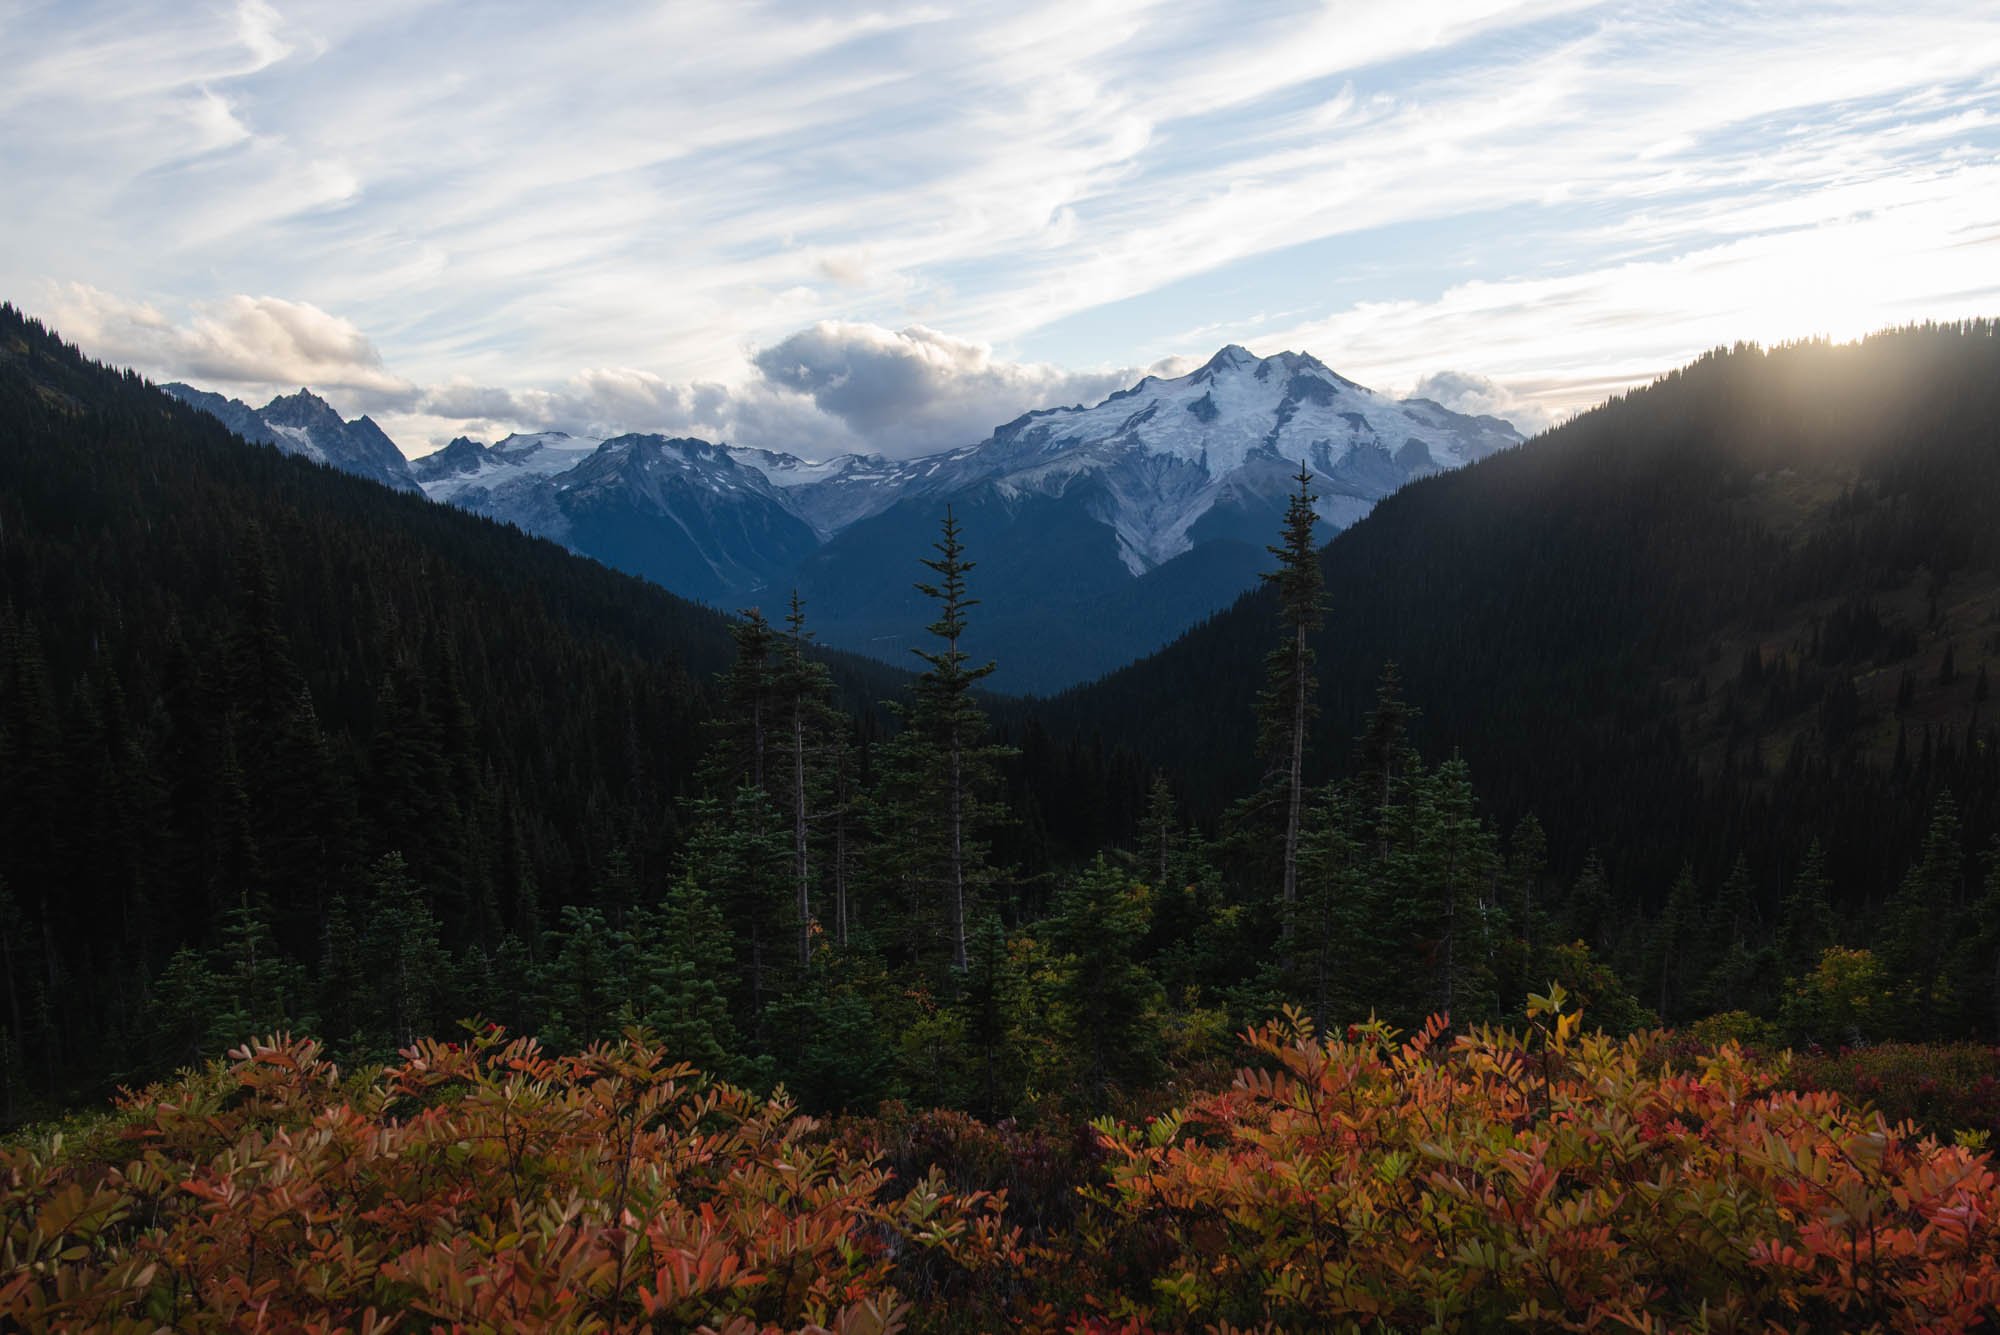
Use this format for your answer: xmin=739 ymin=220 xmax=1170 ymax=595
xmin=169 ymin=345 xmax=1522 ymax=690
xmin=161 ymin=383 xmax=420 ymax=493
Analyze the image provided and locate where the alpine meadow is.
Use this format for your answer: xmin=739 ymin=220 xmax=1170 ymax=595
xmin=6 ymin=3 xmax=2000 ymax=1331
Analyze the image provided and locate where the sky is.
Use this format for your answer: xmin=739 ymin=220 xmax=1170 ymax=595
xmin=5 ymin=0 xmax=1999 ymax=460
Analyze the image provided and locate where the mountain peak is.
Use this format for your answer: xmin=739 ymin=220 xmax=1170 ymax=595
xmin=1200 ymin=343 xmax=1258 ymax=373
xmin=267 ymin=387 xmax=331 ymax=409
xmin=166 ymin=381 xmax=418 ymax=492
xmin=261 ymin=387 xmax=347 ymax=432
xmin=411 ymin=435 xmax=491 ymax=483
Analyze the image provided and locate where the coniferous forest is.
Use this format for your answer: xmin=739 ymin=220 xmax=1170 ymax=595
xmin=9 ymin=305 xmax=2000 ymax=1330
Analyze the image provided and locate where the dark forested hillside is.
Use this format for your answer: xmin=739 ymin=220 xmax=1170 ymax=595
xmin=13 ymin=304 xmax=2000 ymax=1140
xmin=0 ymin=305 xmax=919 ymax=1111
xmin=1039 ymin=323 xmax=2000 ymax=917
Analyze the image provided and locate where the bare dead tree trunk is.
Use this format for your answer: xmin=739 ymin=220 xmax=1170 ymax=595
xmin=793 ymin=701 xmax=810 ymax=968
xmin=949 ymin=715 xmax=967 ymax=972
xmin=1281 ymin=623 xmax=1307 ymax=935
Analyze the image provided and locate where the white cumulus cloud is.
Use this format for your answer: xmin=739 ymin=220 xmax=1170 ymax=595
xmin=1407 ymin=370 xmax=1561 ymax=436
xmin=44 ymin=283 xmax=416 ymax=406
xmin=750 ymin=322 xmax=1175 ymax=456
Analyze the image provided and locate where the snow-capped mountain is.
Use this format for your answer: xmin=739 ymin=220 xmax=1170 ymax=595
xmin=173 ymin=345 xmax=1521 ymax=689
xmin=834 ymin=343 xmax=1520 ymax=574
xmin=787 ymin=344 xmax=1522 ymax=690
xmin=409 ymin=430 xmax=602 ymax=500
xmin=162 ymin=384 xmax=419 ymax=493
xmin=412 ymin=432 xmax=819 ymax=605
xmin=725 ymin=446 xmax=931 ymax=537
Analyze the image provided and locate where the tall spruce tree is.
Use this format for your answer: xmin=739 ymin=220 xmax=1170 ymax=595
xmin=776 ymin=592 xmax=841 ymax=968
xmin=1884 ymin=792 xmax=1966 ymax=1033
xmin=1047 ymin=859 xmax=1163 ymax=1107
xmin=627 ymin=874 xmax=741 ymax=1075
xmin=1258 ymin=464 xmax=1326 ymax=936
xmin=883 ymin=508 xmax=1010 ymax=974
xmin=1412 ymin=755 xmax=1501 ymax=1022
xmin=706 ymin=609 xmax=779 ymax=793
xmin=1777 ymin=839 xmax=1837 ymax=982
xmin=681 ymin=788 xmax=792 ymax=1035
xmin=1352 ymin=662 xmax=1417 ymax=859
xmin=1296 ymin=783 xmax=1365 ymax=1026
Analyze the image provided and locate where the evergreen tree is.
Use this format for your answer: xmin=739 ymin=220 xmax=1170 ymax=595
xmin=1295 ymin=783 xmax=1366 ymax=1026
xmin=1507 ymin=815 xmax=1550 ymax=953
xmin=1410 ymin=756 xmax=1502 ymax=1022
xmin=706 ymin=609 xmax=779 ymax=793
xmin=1883 ymin=792 xmax=1966 ymax=1033
xmin=1047 ymin=859 xmax=1163 ymax=1108
xmin=359 ymin=853 xmax=447 ymax=1050
xmin=1777 ymin=840 xmax=1837 ymax=982
xmin=1564 ymin=851 xmax=1613 ymax=954
xmin=627 ymin=875 xmax=741 ymax=1075
xmin=1257 ymin=465 xmax=1326 ymax=932
xmin=1142 ymin=773 xmax=1181 ymax=889
xmin=775 ymin=592 xmax=842 ymax=968
xmin=534 ymin=904 xmax=625 ymax=1052
xmin=1352 ymin=662 xmax=1418 ymax=858
xmin=762 ymin=965 xmax=897 ymax=1113
xmin=0 ymin=879 xmax=29 ymax=1120
xmin=1648 ymin=865 xmax=1702 ymax=1022
xmin=960 ymin=911 xmax=1029 ymax=1119
xmin=680 ymin=789 xmax=793 ymax=1034
xmin=1698 ymin=855 xmax=1773 ymax=1016
xmin=875 ymin=509 xmax=1010 ymax=975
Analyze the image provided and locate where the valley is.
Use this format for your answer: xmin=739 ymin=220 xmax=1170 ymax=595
xmin=168 ymin=345 xmax=1521 ymax=692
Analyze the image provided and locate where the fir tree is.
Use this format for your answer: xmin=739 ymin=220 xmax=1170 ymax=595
xmin=359 ymin=853 xmax=446 ymax=1050
xmin=961 ymin=911 xmax=1028 ymax=1119
xmin=627 ymin=875 xmax=741 ymax=1075
xmin=1257 ymin=465 xmax=1326 ymax=932
xmin=1505 ymin=814 xmax=1551 ymax=972
xmin=1648 ymin=865 xmax=1702 ymax=1022
xmin=534 ymin=905 xmax=624 ymax=1051
xmin=681 ymin=789 xmax=792 ymax=1033
xmin=1411 ymin=756 xmax=1501 ymax=1022
xmin=1884 ymin=792 xmax=1966 ymax=1033
xmin=775 ymin=592 xmax=842 ymax=968
xmin=1352 ymin=662 xmax=1418 ymax=858
xmin=1047 ymin=859 xmax=1162 ymax=1107
xmin=1295 ymin=783 xmax=1365 ymax=1027
xmin=1564 ymin=851 xmax=1613 ymax=954
xmin=1143 ymin=773 xmax=1181 ymax=889
xmin=876 ymin=509 xmax=1011 ymax=975
xmin=707 ymin=609 xmax=779 ymax=793
xmin=1777 ymin=839 xmax=1837 ymax=982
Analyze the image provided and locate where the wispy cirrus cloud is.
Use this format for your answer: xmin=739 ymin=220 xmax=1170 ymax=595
xmin=4 ymin=1 xmax=1996 ymax=453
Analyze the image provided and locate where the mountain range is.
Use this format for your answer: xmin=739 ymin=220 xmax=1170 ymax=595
xmin=167 ymin=345 xmax=1521 ymax=692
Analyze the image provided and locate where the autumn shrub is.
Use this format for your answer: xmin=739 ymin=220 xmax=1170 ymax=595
xmin=0 ymin=1027 xmax=1019 ymax=1333
xmin=1075 ymin=990 xmax=2000 ymax=1332
xmin=838 ymin=1102 xmax=1106 ymax=1236
xmin=12 ymin=1010 xmax=2000 ymax=1333
xmin=1793 ymin=1041 xmax=2000 ymax=1144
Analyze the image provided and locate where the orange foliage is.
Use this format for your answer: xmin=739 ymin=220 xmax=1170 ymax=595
xmin=10 ymin=998 xmax=2000 ymax=1332
xmin=1073 ymin=990 xmax=2000 ymax=1332
xmin=0 ymin=1028 xmax=1018 ymax=1333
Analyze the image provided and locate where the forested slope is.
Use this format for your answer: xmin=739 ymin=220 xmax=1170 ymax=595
xmin=0 ymin=305 xmax=917 ymax=1111
xmin=1039 ymin=323 xmax=2000 ymax=909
